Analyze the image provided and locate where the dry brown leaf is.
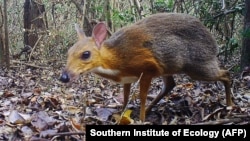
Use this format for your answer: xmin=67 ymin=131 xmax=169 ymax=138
xmin=70 ymin=118 xmax=85 ymax=132
xmin=30 ymin=95 xmax=38 ymax=103
xmin=33 ymin=87 xmax=42 ymax=95
xmin=183 ymin=83 xmax=194 ymax=89
xmin=3 ymin=91 xmax=15 ymax=98
xmin=61 ymin=105 xmax=82 ymax=114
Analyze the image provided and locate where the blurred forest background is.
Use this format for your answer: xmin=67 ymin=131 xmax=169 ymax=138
xmin=0 ymin=0 xmax=250 ymax=140
xmin=0 ymin=0 xmax=249 ymax=71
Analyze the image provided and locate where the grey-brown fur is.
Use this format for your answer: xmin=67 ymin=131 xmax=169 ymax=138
xmin=105 ymin=13 xmax=221 ymax=80
xmin=103 ymin=13 xmax=232 ymax=120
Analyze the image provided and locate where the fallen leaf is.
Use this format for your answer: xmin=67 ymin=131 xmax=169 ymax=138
xmin=183 ymin=83 xmax=194 ymax=89
xmin=8 ymin=110 xmax=26 ymax=124
xmin=70 ymin=118 xmax=85 ymax=131
xmin=3 ymin=91 xmax=15 ymax=98
xmin=113 ymin=109 xmax=134 ymax=125
xmin=95 ymin=108 xmax=116 ymax=121
xmin=21 ymin=126 xmax=33 ymax=139
xmin=31 ymin=111 xmax=57 ymax=131
xmin=61 ymin=105 xmax=82 ymax=114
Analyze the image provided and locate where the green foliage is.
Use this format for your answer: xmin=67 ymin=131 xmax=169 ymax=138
xmin=112 ymin=9 xmax=135 ymax=27
xmin=242 ymin=27 xmax=250 ymax=38
xmin=167 ymin=0 xmax=174 ymax=10
xmin=231 ymin=64 xmax=241 ymax=73
xmin=154 ymin=0 xmax=174 ymax=12
xmin=95 ymin=5 xmax=104 ymax=13
xmin=228 ymin=37 xmax=239 ymax=54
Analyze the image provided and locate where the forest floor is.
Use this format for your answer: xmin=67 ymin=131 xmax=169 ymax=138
xmin=0 ymin=59 xmax=250 ymax=140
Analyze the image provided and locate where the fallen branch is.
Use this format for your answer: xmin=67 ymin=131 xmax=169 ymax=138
xmin=193 ymin=118 xmax=242 ymax=125
xmin=50 ymin=131 xmax=85 ymax=136
xmin=50 ymin=132 xmax=85 ymax=141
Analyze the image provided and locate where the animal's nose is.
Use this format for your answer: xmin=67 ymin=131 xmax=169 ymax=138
xmin=59 ymin=71 xmax=70 ymax=83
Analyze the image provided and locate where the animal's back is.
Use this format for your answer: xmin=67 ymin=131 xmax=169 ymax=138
xmin=104 ymin=13 xmax=219 ymax=76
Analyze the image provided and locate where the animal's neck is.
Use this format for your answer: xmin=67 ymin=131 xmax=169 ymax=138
xmin=92 ymin=66 xmax=120 ymax=76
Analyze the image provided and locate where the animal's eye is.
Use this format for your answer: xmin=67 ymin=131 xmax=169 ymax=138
xmin=81 ymin=51 xmax=91 ymax=60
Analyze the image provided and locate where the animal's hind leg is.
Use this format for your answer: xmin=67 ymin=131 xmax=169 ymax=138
xmin=146 ymin=75 xmax=176 ymax=113
xmin=218 ymin=69 xmax=233 ymax=106
xmin=190 ymin=67 xmax=233 ymax=106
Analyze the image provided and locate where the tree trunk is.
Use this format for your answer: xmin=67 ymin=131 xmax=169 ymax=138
xmin=2 ymin=0 xmax=10 ymax=69
xmin=133 ymin=0 xmax=142 ymax=19
xmin=0 ymin=32 xmax=3 ymax=67
xmin=23 ymin=0 xmax=47 ymax=59
xmin=0 ymin=4 xmax=3 ymax=66
xmin=104 ymin=0 xmax=112 ymax=32
xmin=241 ymin=0 xmax=250 ymax=71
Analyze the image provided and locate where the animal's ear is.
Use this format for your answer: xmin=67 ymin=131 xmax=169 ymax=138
xmin=75 ymin=24 xmax=86 ymax=40
xmin=92 ymin=22 xmax=107 ymax=48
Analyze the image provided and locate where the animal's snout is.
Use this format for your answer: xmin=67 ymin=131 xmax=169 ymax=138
xmin=59 ymin=71 xmax=70 ymax=83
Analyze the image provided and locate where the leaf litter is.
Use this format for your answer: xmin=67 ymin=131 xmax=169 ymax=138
xmin=0 ymin=61 xmax=250 ymax=140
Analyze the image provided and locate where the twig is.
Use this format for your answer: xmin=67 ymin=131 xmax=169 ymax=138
xmin=193 ymin=118 xmax=242 ymax=125
xmin=50 ymin=132 xmax=85 ymax=141
xmin=28 ymin=36 xmax=43 ymax=62
xmin=50 ymin=131 xmax=85 ymax=136
xmin=117 ymin=73 xmax=143 ymax=124
xmin=202 ymin=107 xmax=224 ymax=121
xmin=213 ymin=9 xmax=238 ymax=19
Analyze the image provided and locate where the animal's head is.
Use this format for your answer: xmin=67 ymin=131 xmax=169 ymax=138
xmin=59 ymin=23 xmax=107 ymax=83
